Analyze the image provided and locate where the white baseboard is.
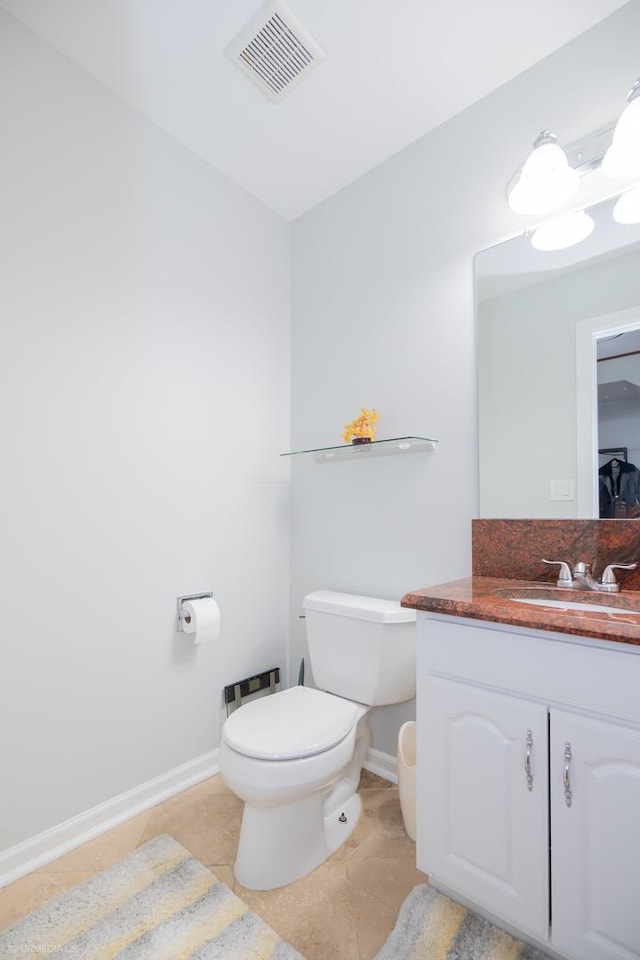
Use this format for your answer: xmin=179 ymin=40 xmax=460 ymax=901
xmin=1 ymin=744 xmax=395 ymax=889
xmin=363 ymin=746 xmax=397 ymax=784
xmin=0 ymin=750 xmax=219 ymax=890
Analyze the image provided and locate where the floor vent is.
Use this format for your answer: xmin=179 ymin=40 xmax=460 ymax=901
xmin=226 ymin=0 xmax=325 ymax=103
xmin=224 ymin=667 xmax=281 ymax=715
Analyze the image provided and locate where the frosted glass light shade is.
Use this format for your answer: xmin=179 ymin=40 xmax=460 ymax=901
xmin=508 ymin=135 xmax=579 ymax=215
xmin=602 ymin=87 xmax=640 ymax=179
xmin=613 ymin=187 xmax=640 ymax=224
xmin=531 ymin=211 xmax=594 ymax=251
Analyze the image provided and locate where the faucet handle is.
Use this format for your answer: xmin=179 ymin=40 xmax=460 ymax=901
xmin=602 ymin=562 xmax=637 ymax=585
xmin=542 ymin=559 xmax=573 ymax=586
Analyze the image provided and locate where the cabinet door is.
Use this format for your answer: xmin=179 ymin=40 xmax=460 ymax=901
xmin=551 ymin=710 xmax=640 ymax=960
xmin=418 ymin=675 xmax=549 ymax=941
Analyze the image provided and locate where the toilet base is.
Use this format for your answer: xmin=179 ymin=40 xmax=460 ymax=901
xmin=233 ymin=790 xmax=362 ymax=891
xmin=228 ymin=714 xmax=371 ymax=890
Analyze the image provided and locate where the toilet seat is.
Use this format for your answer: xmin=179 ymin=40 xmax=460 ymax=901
xmin=223 ymin=686 xmax=360 ymax=761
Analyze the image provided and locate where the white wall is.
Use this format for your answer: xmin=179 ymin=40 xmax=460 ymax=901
xmin=0 ymin=12 xmax=290 ymax=852
xmin=3 ymin=1 xmax=640 ymax=855
xmin=290 ymin=2 xmax=640 ymax=755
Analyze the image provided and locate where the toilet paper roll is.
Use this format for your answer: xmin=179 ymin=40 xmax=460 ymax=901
xmin=182 ymin=597 xmax=220 ymax=645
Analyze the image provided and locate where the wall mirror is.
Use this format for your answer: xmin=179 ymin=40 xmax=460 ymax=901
xmin=476 ymin=193 xmax=640 ymax=519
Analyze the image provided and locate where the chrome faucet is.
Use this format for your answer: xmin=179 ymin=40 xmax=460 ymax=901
xmin=542 ymin=559 xmax=637 ymax=593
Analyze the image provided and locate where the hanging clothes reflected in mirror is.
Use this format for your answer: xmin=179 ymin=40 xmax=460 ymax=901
xmin=598 ymin=452 xmax=640 ymax=517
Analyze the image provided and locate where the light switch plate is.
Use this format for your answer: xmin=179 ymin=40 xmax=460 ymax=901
xmin=550 ymin=478 xmax=576 ymax=501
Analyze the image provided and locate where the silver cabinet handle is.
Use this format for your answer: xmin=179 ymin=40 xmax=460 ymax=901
xmin=563 ymin=742 xmax=573 ymax=807
xmin=524 ymin=729 xmax=534 ymax=791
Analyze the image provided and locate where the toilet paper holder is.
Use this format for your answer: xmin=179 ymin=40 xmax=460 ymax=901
xmin=177 ymin=592 xmax=214 ymax=632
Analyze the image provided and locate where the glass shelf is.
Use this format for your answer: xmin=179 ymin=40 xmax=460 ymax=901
xmin=281 ymin=436 xmax=438 ymax=463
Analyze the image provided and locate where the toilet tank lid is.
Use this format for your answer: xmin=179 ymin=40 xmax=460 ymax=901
xmin=302 ymin=590 xmax=416 ymax=623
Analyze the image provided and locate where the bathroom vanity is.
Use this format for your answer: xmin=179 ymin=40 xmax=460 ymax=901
xmin=402 ymin=576 xmax=640 ymax=960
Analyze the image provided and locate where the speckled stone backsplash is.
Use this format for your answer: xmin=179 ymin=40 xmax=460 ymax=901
xmin=472 ymin=519 xmax=640 ymax=590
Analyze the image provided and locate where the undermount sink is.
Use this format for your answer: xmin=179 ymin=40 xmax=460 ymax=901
xmin=493 ymin=587 xmax=640 ymax=619
xmin=508 ymin=597 xmax=640 ymax=616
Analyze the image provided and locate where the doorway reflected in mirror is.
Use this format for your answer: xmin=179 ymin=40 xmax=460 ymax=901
xmin=598 ymin=330 xmax=640 ymax=518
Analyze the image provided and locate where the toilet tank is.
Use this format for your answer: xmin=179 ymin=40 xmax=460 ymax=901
xmin=302 ymin=591 xmax=416 ymax=706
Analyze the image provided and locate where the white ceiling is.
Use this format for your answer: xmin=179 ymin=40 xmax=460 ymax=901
xmin=1 ymin=0 xmax=631 ymax=220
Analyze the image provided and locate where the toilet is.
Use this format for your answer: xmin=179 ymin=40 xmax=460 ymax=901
xmin=218 ymin=590 xmax=416 ymax=890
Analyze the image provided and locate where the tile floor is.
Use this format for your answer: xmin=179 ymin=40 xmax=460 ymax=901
xmin=0 ymin=770 xmax=427 ymax=960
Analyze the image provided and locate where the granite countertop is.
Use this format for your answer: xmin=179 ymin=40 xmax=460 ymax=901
xmin=401 ymin=577 xmax=640 ymax=647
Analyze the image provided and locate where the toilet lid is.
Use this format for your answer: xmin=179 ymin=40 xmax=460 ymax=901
xmin=223 ymin=686 xmax=360 ymax=761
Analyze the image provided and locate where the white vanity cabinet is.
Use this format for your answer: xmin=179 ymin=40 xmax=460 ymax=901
xmin=550 ymin=710 xmax=640 ymax=960
xmin=421 ymin=675 xmax=550 ymax=941
xmin=417 ymin=613 xmax=640 ymax=960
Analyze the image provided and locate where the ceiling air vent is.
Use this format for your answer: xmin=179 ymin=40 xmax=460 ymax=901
xmin=226 ymin=0 xmax=325 ymax=103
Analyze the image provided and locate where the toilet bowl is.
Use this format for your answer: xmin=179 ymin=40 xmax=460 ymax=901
xmin=219 ymin=591 xmax=416 ymax=890
xmin=220 ymin=686 xmax=370 ymax=889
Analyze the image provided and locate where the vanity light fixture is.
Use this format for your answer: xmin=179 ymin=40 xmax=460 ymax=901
xmin=509 ymin=77 xmax=640 ymax=224
xmin=601 ymin=80 xmax=640 ymax=179
xmin=612 ymin=185 xmax=640 ymax=224
xmin=530 ymin=210 xmax=594 ymax=251
xmin=507 ymin=131 xmax=579 ymax=215
xmin=511 ymin=77 xmax=640 ymax=250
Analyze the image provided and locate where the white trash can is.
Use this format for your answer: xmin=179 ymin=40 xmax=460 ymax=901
xmin=397 ymin=720 xmax=416 ymax=841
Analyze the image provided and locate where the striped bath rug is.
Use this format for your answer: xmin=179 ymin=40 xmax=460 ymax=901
xmin=0 ymin=835 xmax=303 ymax=960
xmin=375 ymin=884 xmax=552 ymax=960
